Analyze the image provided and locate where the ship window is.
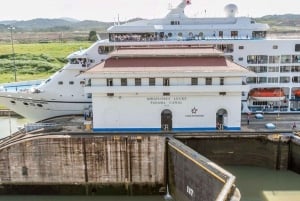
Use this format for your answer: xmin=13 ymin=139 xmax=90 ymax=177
xmin=69 ymin=81 xmax=74 ymax=85
xmin=163 ymin=92 xmax=170 ymax=96
xmin=149 ymin=78 xmax=156 ymax=86
xmin=280 ymin=66 xmax=290 ymax=72
xmin=246 ymin=77 xmax=258 ymax=84
xmin=168 ymin=32 xmax=172 ymax=37
xmin=295 ymin=44 xmax=300 ymax=52
xmin=121 ymin=78 xmax=127 ymax=86
xmin=292 ymin=66 xmax=300 ymax=72
xmin=292 ymin=55 xmax=300 ymax=63
xmin=107 ymin=78 xmax=113 ymax=86
xmin=238 ymin=57 xmax=243 ymax=61
xmin=87 ymin=93 xmax=92 ymax=98
xmin=258 ymin=77 xmax=267 ymax=83
xmin=191 ymin=78 xmax=198 ymax=85
xmin=268 ymin=77 xmax=279 ymax=83
xmin=37 ymin=104 xmax=43 ymax=107
xmin=281 ymin=55 xmax=291 ymax=63
xmin=269 ymin=56 xmax=280 ymax=64
xmin=107 ymin=93 xmax=114 ymax=97
xmin=10 ymin=100 xmax=16 ymax=104
xmin=205 ymin=78 xmax=212 ymax=85
xmin=163 ymin=78 xmax=170 ymax=86
xmin=220 ymin=77 xmax=224 ymax=85
xmin=231 ymin=31 xmax=238 ymax=38
xmin=219 ymin=31 xmax=223 ymax=38
xmin=238 ymin=46 xmax=244 ymax=49
xmin=292 ymin=76 xmax=300 ymax=83
xmin=219 ymin=92 xmax=226 ymax=96
xmin=98 ymin=46 xmax=110 ymax=54
xmin=273 ymin=45 xmax=278 ymax=49
xmin=170 ymin=21 xmax=180 ymax=25
xmin=58 ymin=81 xmax=63 ymax=85
xmin=23 ymin=102 xmax=29 ymax=106
xmin=280 ymin=76 xmax=290 ymax=83
xmin=199 ymin=32 xmax=204 ymax=38
xmin=135 ymin=78 xmax=141 ymax=86
xmin=178 ymin=32 xmax=183 ymax=37
xmin=268 ymin=66 xmax=279 ymax=72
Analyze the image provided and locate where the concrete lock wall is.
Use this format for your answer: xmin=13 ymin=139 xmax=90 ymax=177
xmin=167 ymin=137 xmax=238 ymax=201
xmin=290 ymin=137 xmax=300 ymax=174
xmin=176 ymin=134 xmax=290 ymax=170
xmin=0 ymin=135 xmax=165 ymax=195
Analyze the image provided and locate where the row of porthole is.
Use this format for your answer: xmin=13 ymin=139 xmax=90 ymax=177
xmin=10 ymin=100 xmax=43 ymax=107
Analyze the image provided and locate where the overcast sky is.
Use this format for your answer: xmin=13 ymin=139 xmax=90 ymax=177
xmin=1 ymin=0 xmax=300 ymax=22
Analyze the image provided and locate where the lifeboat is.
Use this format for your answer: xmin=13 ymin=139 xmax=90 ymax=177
xmin=249 ymin=88 xmax=285 ymax=101
xmin=293 ymin=89 xmax=300 ymax=98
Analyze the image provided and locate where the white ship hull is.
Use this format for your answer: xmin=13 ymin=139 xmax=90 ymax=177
xmin=0 ymin=92 xmax=91 ymax=122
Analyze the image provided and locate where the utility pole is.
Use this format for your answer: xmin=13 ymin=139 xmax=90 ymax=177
xmin=8 ymin=26 xmax=16 ymax=82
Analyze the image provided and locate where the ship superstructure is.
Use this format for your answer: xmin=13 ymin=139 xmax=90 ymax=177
xmin=1 ymin=0 xmax=300 ymax=121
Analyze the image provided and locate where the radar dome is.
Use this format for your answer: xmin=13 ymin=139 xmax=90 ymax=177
xmin=224 ymin=4 xmax=238 ymax=17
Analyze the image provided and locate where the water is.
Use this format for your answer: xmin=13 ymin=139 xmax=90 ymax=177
xmin=226 ymin=166 xmax=300 ymax=201
xmin=0 ymin=116 xmax=30 ymax=138
xmin=0 ymin=118 xmax=300 ymax=200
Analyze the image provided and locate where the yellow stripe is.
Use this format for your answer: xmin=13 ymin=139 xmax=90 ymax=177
xmin=168 ymin=142 xmax=226 ymax=183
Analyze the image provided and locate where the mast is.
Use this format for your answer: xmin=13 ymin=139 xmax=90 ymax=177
xmin=166 ymin=0 xmax=191 ymax=18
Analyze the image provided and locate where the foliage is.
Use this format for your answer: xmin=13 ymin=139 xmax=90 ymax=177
xmin=0 ymin=42 xmax=92 ymax=84
xmin=88 ymin=30 xmax=98 ymax=41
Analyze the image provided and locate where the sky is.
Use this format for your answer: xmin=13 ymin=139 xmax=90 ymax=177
xmin=1 ymin=0 xmax=300 ymax=22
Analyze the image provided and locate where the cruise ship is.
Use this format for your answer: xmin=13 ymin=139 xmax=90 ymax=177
xmin=1 ymin=0 xmax=300 ymax=121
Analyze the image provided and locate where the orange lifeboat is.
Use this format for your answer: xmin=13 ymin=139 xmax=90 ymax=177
xmin=293 ymin=89 xmax=300 ymax=98
xmin=249 ymin=88 xmax=285 ymax=101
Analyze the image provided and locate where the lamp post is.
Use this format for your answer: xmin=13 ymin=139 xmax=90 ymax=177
xmin=8 ymin=26 xmax=16 ymax=82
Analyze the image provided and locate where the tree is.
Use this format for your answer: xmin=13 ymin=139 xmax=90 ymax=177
xmin=88 ymin=30 xmax=98 ymax=41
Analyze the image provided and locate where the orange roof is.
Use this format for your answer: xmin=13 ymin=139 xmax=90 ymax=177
xmin=85 ymin=47 xmax=251 ymax=75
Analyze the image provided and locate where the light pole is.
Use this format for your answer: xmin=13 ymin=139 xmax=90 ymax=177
xmin=8 ymin=26 xmax=16 ymax=82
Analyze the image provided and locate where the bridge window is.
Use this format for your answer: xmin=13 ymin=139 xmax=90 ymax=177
xmin=296 ymin=44 xmax=300 ymax=52
xmin=58 ymin=81 xmax=63 ymax=85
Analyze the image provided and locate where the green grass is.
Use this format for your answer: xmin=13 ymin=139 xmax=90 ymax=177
xmin=0 ymin=42 xmax=92 ymax=83
xmin=0 ymin=42 xmax=92 ymax=57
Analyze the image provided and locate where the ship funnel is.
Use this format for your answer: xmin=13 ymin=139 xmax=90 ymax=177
xmin=224 ymin=4 xmax=238 ymax=17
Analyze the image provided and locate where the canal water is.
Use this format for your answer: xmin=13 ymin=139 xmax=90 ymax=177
xmin=0 ymin=117 xmax=300 ymax=201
